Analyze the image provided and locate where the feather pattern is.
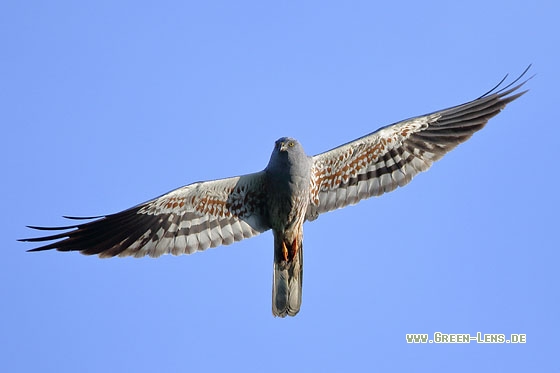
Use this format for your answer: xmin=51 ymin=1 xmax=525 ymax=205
xmin=23 ymin=173 xmax=270 ymax=258
xmin=306 ymin=75 xmax=530 ymax=220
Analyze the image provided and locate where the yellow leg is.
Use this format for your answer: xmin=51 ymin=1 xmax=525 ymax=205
xmin=281 ymin=240 xmax=289 ymax=261
xmin=291 ymin=239 xmax=299 ymax=260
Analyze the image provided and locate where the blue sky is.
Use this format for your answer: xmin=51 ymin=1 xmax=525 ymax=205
xmin=2 ymin=1 xmax=558 ymax=372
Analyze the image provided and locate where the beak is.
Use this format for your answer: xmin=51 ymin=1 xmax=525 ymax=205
xmin=278 ymin=142 xmax=287 ymax=152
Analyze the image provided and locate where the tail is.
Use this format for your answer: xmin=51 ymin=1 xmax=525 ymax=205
xmin=272 ymin=234 xmax=303 ymax=317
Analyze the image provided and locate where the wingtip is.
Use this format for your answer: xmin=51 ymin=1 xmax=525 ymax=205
xmin=62 ymin=215 xmax=105 ymax=220
xmin=24 ymin=224 xmax=79 ymax=231
xmin=478 ymin=64 xmax=534 ymax=99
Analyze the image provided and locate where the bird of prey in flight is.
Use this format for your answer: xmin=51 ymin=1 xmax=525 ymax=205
xmin=21 ymin=67 xmax=531 ymax=317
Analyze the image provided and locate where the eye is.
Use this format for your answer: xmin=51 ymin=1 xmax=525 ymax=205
xmin=288 ymin=141 xmax=295 ymax=147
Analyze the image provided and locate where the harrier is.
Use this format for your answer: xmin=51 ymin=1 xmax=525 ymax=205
xmin=21 ymin=67 xmax=531 ymax=317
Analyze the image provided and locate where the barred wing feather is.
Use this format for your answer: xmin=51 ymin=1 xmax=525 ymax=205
xmin=307 ymin=75 xmax=529 ymax=220
xmin=22 ymin=172 xmax=270 ymax=258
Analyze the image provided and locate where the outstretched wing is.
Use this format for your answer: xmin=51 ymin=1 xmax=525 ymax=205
xmin=21 ymin=172 xmax=270 ymax=258
xmin=306 ymin=69 xmax=531 ymax=220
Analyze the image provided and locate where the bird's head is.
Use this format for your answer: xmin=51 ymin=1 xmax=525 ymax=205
xmin=272 ymin=137 xmax=308 ymax=160
xmin=267 ymin=137 xmax=310 ymax=173
xmin=274 ymin=137 xmax=300 ymax=153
